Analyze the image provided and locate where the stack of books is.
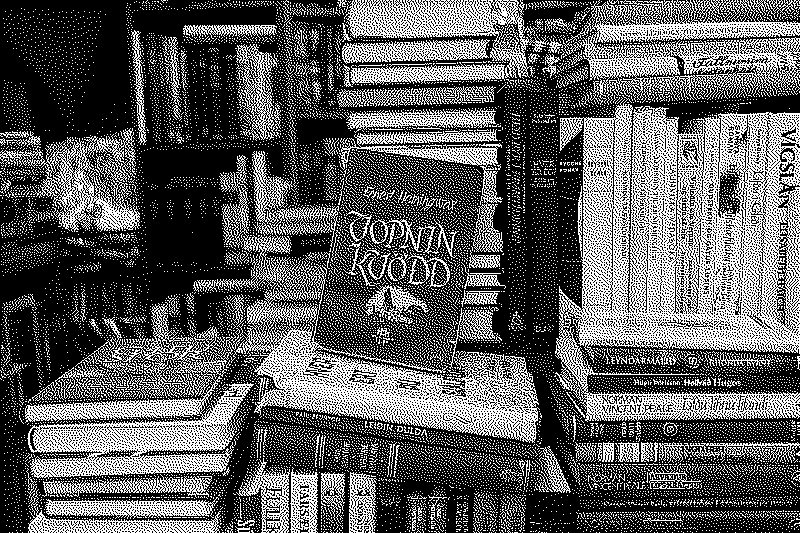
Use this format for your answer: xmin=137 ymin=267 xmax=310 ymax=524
xmin=550 ymin=294 xmax=800 ymax=532
xmin=554 ymin=0 xmax=800 ymax=109
xmin=23 ymin=337 xmax=254 ymax=533
xmin=0 ymin=132 xmax=45 ymax=184
xmin=564 ymin=107 xmax=800 ymax=332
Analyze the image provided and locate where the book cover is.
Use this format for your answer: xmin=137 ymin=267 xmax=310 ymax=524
xmin=315 ymin=149 xmax=483 ymax=371
xmin=24 ymin=336 xmax=241 ymax=424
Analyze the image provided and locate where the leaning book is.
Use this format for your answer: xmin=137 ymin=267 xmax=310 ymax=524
xmin=315 ymin=148 xmax=483 ymax=371
xmin=23 ymin=337 xmax=241 ymax=424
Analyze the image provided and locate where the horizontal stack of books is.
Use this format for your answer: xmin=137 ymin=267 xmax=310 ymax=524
xmin=0 ymin=132 xmax=45 ymax=184
xmin=23 ymin=337 xmax=254 ymax=533
xmin=567 ymin=107 xmax=800 ymax=332
xmin=230 ymin=328 xmax=569 ymax=532
xmin=554 ymin=0 xmax=800 ymax=110
xmin=550 ymin=295 xmax=800 ymax=532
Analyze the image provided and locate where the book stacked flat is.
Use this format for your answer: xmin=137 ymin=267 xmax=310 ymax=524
xmin=233 ymin=328 xmax=570 ymax=532
xmin=555 ymin=0 xmax=800 ymax=110
xmin=23 ymin=337 xmax=255 ymax=533
xmin=549 ymin=293 xmax=800 ymax=532
xmin=0 ymin=132 xmax=45 ymax=184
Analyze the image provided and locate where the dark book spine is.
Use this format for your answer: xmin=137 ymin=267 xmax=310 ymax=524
xmin=184 ymin=46 xmax=208 ymax=142
xmin=405 ymin=491 xmax=428 ymax=533
xmin=586 ymin=374 xmax=800 ymax=393
xmin=556 ymin=126 xmax=584 ymax=309
xmin=587 ymin=345 xmax=800 ymax=375
xmin=578 ymin=497 xmax=800 ymax=512
xmin=574 ymin=442 xmax=800 ymax=464
xmin=428 ymin=487 xmax=449 ymax=533
xmin=255 ymin=405 xmax=543 ymax=459
xmin=220 ymin=44 xmax=240 ymax=140
xmin=576 ymin=510 xmax=800 ymax=532
xmin=235 ymin=487 xmax=262 ymax=533
xmin=497 ymin=493 xmax=526 ymax=533
xmin=207 ymin=46 xmax=224 ymax=140
xmin=571 ymin=463 xmax=800 ymax=498
xmin=143 ymin=33 xmax=166 ymax=144
xmin=471 ymin=492 xmax=499 ymax=533
xmin=448 ymin=487 xmax=472 ymax=533
xmin=347 ymin=473 xmax=376 ymax=533
xmin=376 ymin=479 xmax=405 ymax=533
xmin=254 ymin=422 xmax=537 ymax=494
xmin=320 ymin=472 xmax=346 ymax=533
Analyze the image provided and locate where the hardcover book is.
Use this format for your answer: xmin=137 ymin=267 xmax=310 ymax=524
xmin=23 ymin=336 xmax=241 ymax=424
xmin=315 ymin=149 xmax=483 ymax=371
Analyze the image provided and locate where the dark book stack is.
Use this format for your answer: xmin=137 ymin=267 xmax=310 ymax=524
xmin=229 ymin=328 xmax=570 ymax=533
xmin=23 ymin=337 xmax=256 ymax=533
xmin=0 ymin=132 xmax=45 ymax=185
xmin=554 ymin=0 xmax=800 ymax=111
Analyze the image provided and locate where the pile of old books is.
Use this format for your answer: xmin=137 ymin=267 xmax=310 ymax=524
xmin=555 ymin=0 xmax=800 ymax=110
xmin=24 ymin=336 xmax=253 ymax=533
xmin=233 ymin=328 xmax=568 ymax=533
xmin=549 ymin=293 xmax=800 ymax=531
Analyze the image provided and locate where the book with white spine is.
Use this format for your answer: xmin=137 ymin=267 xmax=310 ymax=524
xmin=788 ymin=189 xmax=800 ymax=333
xmin=28 ymin=512 xmax=224 ymax=533
xmin=41 ymin=475 xmax=219 ymax=497
xmin=343 ymin=62 xmax=509 ymax=87
xmin=28 ymin=383 xmax=253 ymax=454
xmin=628 ymin=106 xmax=652 ymax=312
xmin=290 ymin=470 xmax=318 ymax=533
xmin=581 ymin=117 xmax=614 ymax=315
xmin=262 ymin=466 xmax=291 ymax=533
xmin=347 ymin=474 xmax=377 ymax=533
xmin=660 ymin=116 xmax=680 ymax=313
xmin=43 ymin=494 xmax=222 ymax=519
xmin=611 ymin=104 xmax=633 ymax=315
xmin=675 ymin=132 xmax=704 ymax=313
xmin=346 ymin=108 xmax=497 ymax=132
xmin=354 ymin=129 xmax=499 ymax=148
xmin=740 ymin=113 xmax=770 ymax=316
xmin=341 ymin=38 xmax=493 ymax=64
xmin=256 ymin=330 xmax=539 ymax=444
xmin=646 ymin=107 xmax=667 ymax=312
xmin=592 ymin=22 xmax=800 ymax=45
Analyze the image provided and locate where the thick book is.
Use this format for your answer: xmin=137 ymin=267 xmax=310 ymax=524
xmin=343 ymin=62 xmax=509 ymax=87
xmin=575 ymin=442 xmax=800 ymax=464
xmin=28 ymin=383 xmax=254 ymax=454
xmin=41 ymin=474 xmax=220 ymax=497
xmin=28 ymin=512 xmax=225 ymax=533
xmin=23 ymin=336 xmax=241 ymax=424
xmin=337 ymin=85 xmax=497 ymax=110
xmin=346 ymin=107 xmax=498 ymax=132
xmin=315 ymin=149 xmax=483 ymax=371
xmin=341 ymin=38 xmax=493 ymax=65
xmin=344 ymin=0 xmax=516 ymax=40
xmin=43 ymin=489 xmax=224 ymax=519
xmin=257 ymin=330 xmax=539 ymax=443
xmin=254 ymin=421 xmax=547 ymax=494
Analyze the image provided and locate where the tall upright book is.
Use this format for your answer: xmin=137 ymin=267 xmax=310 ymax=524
xmin=315 ymin=149 xmax=483 ymax=372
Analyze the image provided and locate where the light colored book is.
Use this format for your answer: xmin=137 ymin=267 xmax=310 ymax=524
xmin=346 ymin=108 xmax=497 ymax=132
xmin=347 ymin=474 xmax=376 ymax=533
xmin=611 ymin=104 xmax=633 ymax=315
xmin=41 ymin=475 xmax=218 ymax=497
xmin=344 ymin=62 xmax=508 ymax=87
xmin=291 ymin=470 xmax=318 ymax=533
xmin=659 ymin=116 xmax=679 ymax=313
xmin=28 ymin=383 xmax=253 ymax=454
xmin=28 ymin=512 xmax=223 ymax=533
xmin=43 ymin=493 xmax=222 ymax=519
xmin=341 ymin=38 xmax=493 ymax=64
xmin=354 ymin=129 xmax=498 ymax=148
xmin=627 ymin=106 xmax=651 ymax=313
xmin=183 ymin=24 xmax=277 ymax=44
xmin=256 ymin=330 xmax=539 ymax=443
xmin=262 ymin=465 xmax=291 ymax=533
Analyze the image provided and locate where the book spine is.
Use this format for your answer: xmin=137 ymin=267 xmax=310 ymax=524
xmin=406 ymin=491 xmax=428 ymax=533
xmin=290 ymin=470 xmax=318 ymax=533
xmin=472 ymin=492 xmax=499 ymax=533
xmin=448 ymin=487 xmax=471 ymax=533
xmin=347 ymin=473 xmax=376 ymax=533
xmin=254 ymin=423 xmax=536 ymax=494
xmin=255 ymin=405 xmax=543 ymax=459
xmin=162 ymin=36 xmax=184 ymax=144
xmin=676 ymin=133 xmax=704 ymax=313
xmin=696 ymin=116 xmax=721 ymax=312
xmin=778 ymin=118 xmax=799 ymax=324
xmin=577 ymin=510 xmax=800 ymax=532
xmin=586 ymin=373 xmax=800 ymax=393
xmin=577 ymin=442 xmax=800 ymax=464
xmin=345 ymin=63 xmax=507 ymax=87
xmin=340 ymin=38 xmax=492 ymax=64
xmin=584 ymin=392 xmax=800 ymax=421
xmin=237 ymin=471 xmax=264 ymax=533
xmin=646 ymin=107 xmax=667 ymax=312
xmin=590 ymin=1 xmax=800 ymax=26
xmin=376 ymin=479 xmax=405 ymax=533
xmin=346 ymin=108 xmax=497 ymax=132
xmin=593 ymin=22 xmax=800 ymax=44
xmin=660 ymin=117 xmax=680 ymax=312
xmin=628 ymin=106 xmax=652 ymax=312
xmin=578 ymin=496 xmax=800 ymax=511
xmin=611 ymin=104 xmax=633 ymax=314
xmin=319 ymin=472 xmax=345 ymax=533
xmin=572 ymin=463 xmax=800 ymax=497
xmin=427 ymin=486 xmax=449 ymax=533
xmin=712 ymin=114 xmax=748 ymax=313
xmin=497 ymin=494 xmax=526 ymax=533
xmin=262 ymin=467 xmax=291 ymax=533
xmin=789 ymin=188 xmax=800 ymax=332
xmin=581 ymin=117 xmax=615 ymax=315
xmin=556 ymin=119 xmax=584 ymax=308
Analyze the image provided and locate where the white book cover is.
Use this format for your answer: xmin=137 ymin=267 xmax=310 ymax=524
xmin=344 ymin=62 xmax=509 ymax=87
xmin=740 ymin=113 xmax=771 ymax=315
xmin=43 ymin=498 xmax=219 ymax=519
xmin=341 ymin=38 xmax=493 ymax=65
xmin=262 ymin=466 xmax=291 ymax=533
xmin=346 ymin=108 xmax=498 ymax=132
xmin=290 ymin=470 xmax=318 ymax=533
xmin=712 ymin=114 xmax=748 ymax=314
xmin=28 ymin=512 xmax=223 ymax=533
xmin=676 ymin=133 xmax=704 ymax=313
xmin=41 ymin=475 xmax=217 ymax=497
xmin=660 ymin=116 xmax=680 ymax=313
xmin=646 ymin=107 xmax=667 ymax=312
xmin=581 ymin=117 xmax=615 ymax=315
xmin=28 ymin=383 xmax=253 ymax=454
xmin=354 ymin=129 xmax=499 ymax=148
xmin=256 ymin=330 xmax=539 ymax=443
xmin=628 ymin=107 xmax=652 ymax=312
xmin=788 ymin=189 xmax=800 ymax=332
xmin=611 ymin=104 xmax=633 ymax=314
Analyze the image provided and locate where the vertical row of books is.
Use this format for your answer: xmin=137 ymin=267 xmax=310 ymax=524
xmin=23 ymin=337 xmax=254 ymax=533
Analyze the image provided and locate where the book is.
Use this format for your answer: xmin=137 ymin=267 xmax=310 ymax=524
xmin=586 ymin=22 xmax=800 ymax=45
xmin=262 ymin=465 xmax=291 ymax=533
xmin=346 ymin=108 xmax=498 ymax=132
xmin=498 ymin=494 xmax=526 ymax=533
xmin=376 ymin=479 xmax=405 ymax=533
xmin=676 ymin=132 xmax=704 ymax=313
xmin=343 ymin=62 xmax=509 ymax=87
xmin=427 ymin=486 xmax=448 ymax=533
xmin=28 ymin=512 xmax=225 ymax=533
xmin=23 ymin=336 xmax=241 ymax=424
xmin=314 ymin=149 xmax=483 ymax=371
xmin=41 ymin=475 xmax=220 ymax=497
xmin=320 ymin=472 xmax=346 ymax=533
xmin=611 ymin=104 xmax=632 ymax=315
xmin=354 ymin=129 xmax=499 ymax=147
xmin=557 ymin=118 xmax=584 ymax=307
xmin=406 ymin=490 xmax=427 ymax=533
xmin=290 ymin=470 xmax=318 ymax=533
xmin=576 ymin=510 xmax=800 ymax=531
xmin=575 ymin=442 xmax=800 ymax=464
xmin=646 ymin=107 xmax=667 ymax=312
xmin=30 ymin=436 xmax=239 ymax=479
xmin=660 ymin=116 xmax=679 ymax=313
xmin=344 ymin=0 xmax=517 ymax=40
xmin=235 ymin=462 xmax=267 ymax=533
xmin=337 ymin=85 xmax=497 ymax=110
xmin=472 ymin=492 xmax=500 ymax=533
xmin=582 ymin=0 xmax=800 ymax=26
xmin=348 ymin=473 xmax=377 ymax=533
xmin=28 ymin=383 xmax=254 ymax=454
xmin=257 ymin=330 xmax=539 ymax=443
xmin=341 ymin=38 xmax=494 ymax=65
xmin=254 ymin=421 xmax=546 ymax=494
xmin=182 ymin=25 xmax=278 ymax=45
xmin=578 ymin=497 xmax=800 ymax=510
xmin=449 ymin=487 xmax=472 ymax=533
xmin=627 ymin=106 xmax=652 ymax=312
xmin=43 ymin=491 xmax=224 ymax=519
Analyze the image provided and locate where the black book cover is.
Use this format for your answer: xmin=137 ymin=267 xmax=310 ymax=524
xmin=557 ymin=125 xmax=583 ymax=309
xmin=315 ymin=149 xmax=483 ymax=371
